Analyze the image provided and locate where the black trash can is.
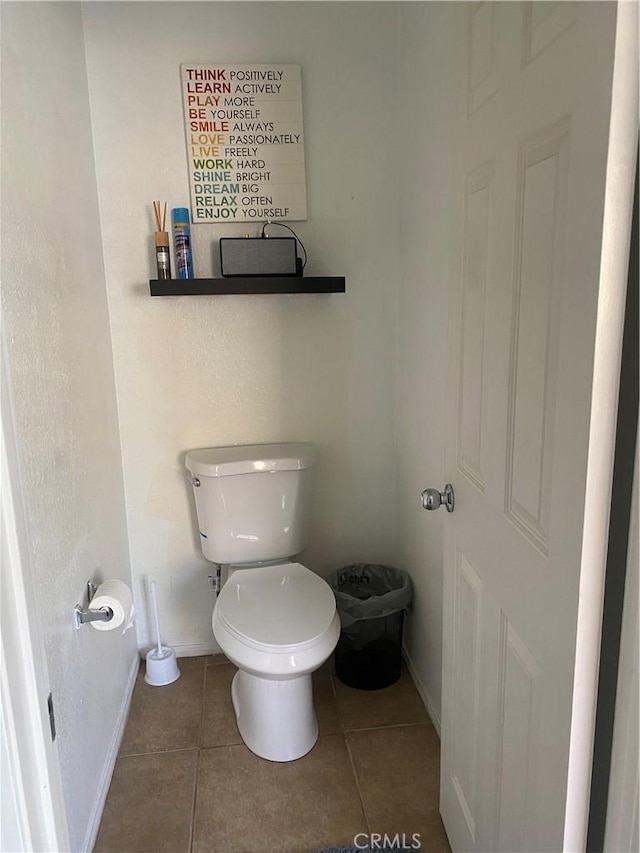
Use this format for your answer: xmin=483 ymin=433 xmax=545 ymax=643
xmin=329 ymin=564 xmax=412 ymax=690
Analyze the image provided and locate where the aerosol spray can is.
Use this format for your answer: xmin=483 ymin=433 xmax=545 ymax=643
xmin=172 ymin=208 xmax=194 ymax=279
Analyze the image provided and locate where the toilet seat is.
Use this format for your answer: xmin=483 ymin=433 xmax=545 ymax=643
xmin=215 ymin=562 xmax=336 ymax=652
xmin=213 ymin=562 xmax=340 ymax=679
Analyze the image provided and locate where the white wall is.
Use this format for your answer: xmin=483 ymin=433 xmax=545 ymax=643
xmin=1 ymin=4 xmax=137 ymax=849
xmin=395 ymin=2 xmax=459 ymax=726
xmin=82 ymin=1 xmax=401 ymax=654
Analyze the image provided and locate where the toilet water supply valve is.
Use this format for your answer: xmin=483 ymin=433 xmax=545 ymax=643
xmin=208 ymin=569 xmax=221 ymax=594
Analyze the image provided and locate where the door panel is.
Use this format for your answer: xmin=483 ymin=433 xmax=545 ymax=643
xmin=450 ymin=551 xmax=484 ymax=844
xmin=523 ymin=2 xmax=577 ymax=66
xmin=505 ymin=119 xmax=570 ymax=552
xmin=468 ymin=2 xmax=499 ymax=114
xmin=458 ymin=162 xmax=493 ymax=492
xmin=495 ymin=617 xmax=541 ymax=853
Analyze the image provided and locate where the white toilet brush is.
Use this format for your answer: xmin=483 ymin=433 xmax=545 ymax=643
xmin=144 ymin=580 xmax=180 ymax=686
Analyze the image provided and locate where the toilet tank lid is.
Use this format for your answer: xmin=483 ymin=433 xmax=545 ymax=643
xmin=185 ymin=443 xmax=316 ymax=477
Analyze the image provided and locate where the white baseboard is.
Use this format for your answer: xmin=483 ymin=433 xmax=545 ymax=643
xmin=403 ymin=645 xmax=441 ymax=737
xmin=139 ymin=640 xmax=221 ymax=659
xmin=82 ymin=654 xmax=140 ymax=853
xmin=173 ymin=640 xmax=221 ymax=657
xmin=136 ymin=641 xmax=221 ymax=661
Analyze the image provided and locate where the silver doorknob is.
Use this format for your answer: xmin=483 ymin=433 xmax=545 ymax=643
xmin=421 ymin=483 xmax=455 ymax=513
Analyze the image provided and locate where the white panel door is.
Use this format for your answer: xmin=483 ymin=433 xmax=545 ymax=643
xmin=440 ymin=3 xmax=619 ymax=851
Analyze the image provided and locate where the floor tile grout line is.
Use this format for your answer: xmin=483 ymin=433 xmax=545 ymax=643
xmin=189 ymin=748 xmax=201 ymax=853
xmin=190 ymin=664 xmax=208 ymax=853
xmin=198 ymin=663 xmax=208 ymax=749
xmin=328 ymin=667 xmax=339 ymax=701
xmin=343 ymin=731 xmax=373 ymax=836
xmin=186 ymin=723 xmax=434 ymax=760
xmin=327 ymin=669 xmax=350 ymax=733
xmin=118 ymin=745 xmax=201 ymax=759
xmin=341 ymin=720 xmax=435 ymax=735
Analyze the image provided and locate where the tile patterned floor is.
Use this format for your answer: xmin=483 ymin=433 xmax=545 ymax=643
xmin=94 ymin=655 xmax=451 ymax=853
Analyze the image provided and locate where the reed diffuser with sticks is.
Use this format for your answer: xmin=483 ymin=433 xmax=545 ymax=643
xmin=153 ymin=201 xmax=171 ymax=280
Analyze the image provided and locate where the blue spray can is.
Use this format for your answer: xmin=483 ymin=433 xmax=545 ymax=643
xmin=172 ymin=208 xmax=194 ymax=279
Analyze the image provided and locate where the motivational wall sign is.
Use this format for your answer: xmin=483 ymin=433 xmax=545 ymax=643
xmin=181 ymin=63 xmax=307 ymax=223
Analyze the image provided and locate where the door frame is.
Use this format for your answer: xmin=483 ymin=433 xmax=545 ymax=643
xmin=563 ymin=2 xmax=638 ymax=849
xmin=587 ymin=140 xmax=638 ymax=849
xmin=1 ymin=323 xmax=70 ymax=852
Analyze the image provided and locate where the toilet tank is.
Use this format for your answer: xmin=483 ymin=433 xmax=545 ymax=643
xmin=185 ymin=443 xmax=315 ymax=565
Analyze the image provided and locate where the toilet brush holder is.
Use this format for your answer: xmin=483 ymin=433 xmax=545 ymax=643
xmin=145 ymin=645 xmax=180 ymax=686
xmin=144 ymin=579 xmax=180 ymax=686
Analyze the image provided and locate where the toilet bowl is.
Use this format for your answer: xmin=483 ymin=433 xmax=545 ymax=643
xmin=185 ymin=443 xmax=339 ymax=762
xmin=213 ymin=562 xmax=340 ymax=761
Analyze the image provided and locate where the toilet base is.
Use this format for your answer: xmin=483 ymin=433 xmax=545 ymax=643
xmin=231 ymin=669 xmax=318 ymax=762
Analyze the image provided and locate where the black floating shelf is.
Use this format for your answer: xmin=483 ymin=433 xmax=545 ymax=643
xmin=149 ymin=276 xmax=345 ymax=296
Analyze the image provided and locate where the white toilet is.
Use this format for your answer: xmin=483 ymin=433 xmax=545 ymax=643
xmin=185 ymin=443 xmax=340 ymax=762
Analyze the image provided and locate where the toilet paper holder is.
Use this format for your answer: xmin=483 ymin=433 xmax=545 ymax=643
xmin=74 ymin=580 xmax=114 ymax=629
